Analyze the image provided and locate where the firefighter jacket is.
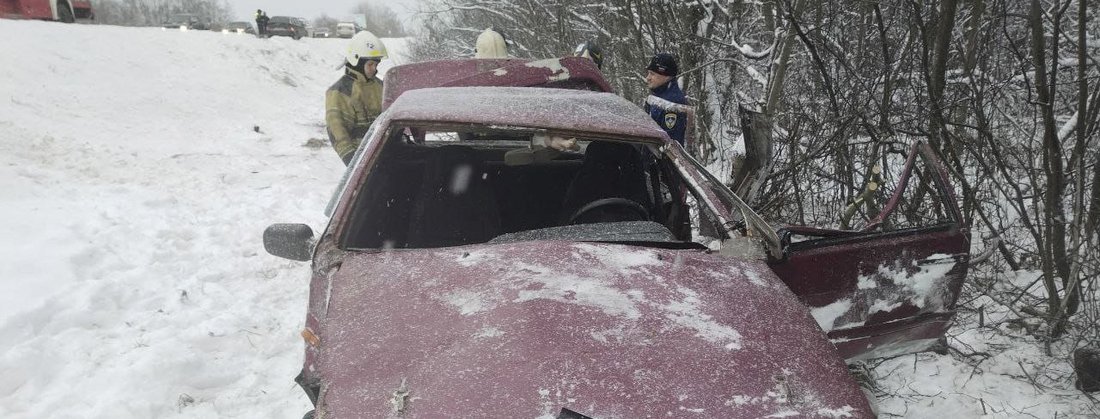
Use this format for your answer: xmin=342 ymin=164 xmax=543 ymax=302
xmin=644 ymin=80 xmax=688 ymax=146
xmin=325 ymin=68 xmax=383 ymax=163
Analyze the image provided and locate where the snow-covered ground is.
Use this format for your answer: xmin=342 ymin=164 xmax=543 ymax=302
xmin=0 ymin=21 xmax=407 ymax=418
xmin=871 ymin=272 xmax=1097 ymax=418
xmin=0 ymin=19 xmax=1095 ymax=419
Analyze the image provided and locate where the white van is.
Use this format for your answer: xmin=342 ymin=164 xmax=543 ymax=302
xmin=336 ymin=22 xmax=357 ymax=38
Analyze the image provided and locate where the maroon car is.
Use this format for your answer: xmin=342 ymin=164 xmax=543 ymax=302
xmin=264 ymin=58 xmax=969 ymax=418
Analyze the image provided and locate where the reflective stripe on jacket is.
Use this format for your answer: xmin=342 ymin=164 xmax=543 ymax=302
xmin=644 ymin=80 xmax=688 ymax=146
xmin=325 ymin=68 xmax=383 ymax=160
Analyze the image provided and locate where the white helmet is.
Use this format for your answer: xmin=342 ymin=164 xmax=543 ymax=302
xmin=475 ymin=28 xmax=507 ymax=58
xmin=346 ymin=31 xmax=387 ymax=66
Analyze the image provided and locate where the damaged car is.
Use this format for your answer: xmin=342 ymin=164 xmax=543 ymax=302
xmin=264 ymin=57 xmax=970 ymax=418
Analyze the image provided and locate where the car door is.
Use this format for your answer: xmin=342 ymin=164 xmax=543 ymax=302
xmin=767 ymin=142 xmax=970 ymax=361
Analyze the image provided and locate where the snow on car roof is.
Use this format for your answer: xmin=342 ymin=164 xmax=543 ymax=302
xmin=381 ymin=57 xmax=613 ymax=110
xmin=386 ymin=86 xmax=671 ymax=143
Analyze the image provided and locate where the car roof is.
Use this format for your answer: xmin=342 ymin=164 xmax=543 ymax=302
xmin=386 ymin=86 xmax=670 ymax=143
xmin=382 ymin=57 xmax=613 ymax=110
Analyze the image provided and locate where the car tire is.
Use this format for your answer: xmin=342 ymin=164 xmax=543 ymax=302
xmin=57 ymin=1 xmax=75 ymax=23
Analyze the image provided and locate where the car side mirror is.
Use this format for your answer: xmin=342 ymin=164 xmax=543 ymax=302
xmin=263 ymin=223 xmax=315 ymax=261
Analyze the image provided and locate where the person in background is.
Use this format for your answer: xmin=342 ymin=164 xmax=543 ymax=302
xmin=254 ymin=9 xmax=263 ymax=36
xmin=474 ymin=28 xmax=508 ymax=58
xmin=257 ymin=11 xmax=270 ymax=37
xmin=573 ymin=40 xmax=604 ymax=70
xmin=643 ymin=52 xmax=688 ymax=146
xmin=326 ymin=31 xmax=388 ymax=165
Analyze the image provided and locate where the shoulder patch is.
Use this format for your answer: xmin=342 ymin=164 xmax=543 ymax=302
xmin=664 ymin=112 xmax=678 ymax=129
xmin=329 ymin=74 xmax=355 ymax=96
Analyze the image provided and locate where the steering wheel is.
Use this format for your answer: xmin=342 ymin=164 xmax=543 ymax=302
xmin=569 ymin=198 xmax=651 ymax=224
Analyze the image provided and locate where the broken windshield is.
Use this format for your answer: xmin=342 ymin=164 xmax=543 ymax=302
xmin=338 ymin=123 xmax=727 ymax=250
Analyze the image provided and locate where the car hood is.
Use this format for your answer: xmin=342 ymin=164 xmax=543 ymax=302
xmin=313 ymin=241 xmax=872 ymax=418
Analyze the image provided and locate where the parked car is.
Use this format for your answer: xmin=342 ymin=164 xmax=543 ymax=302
xmin=0 ymin=0 xmax=90 ymax=22
xmin=163 ymin=13 xmax=208 ymax=30
xmin=220 ymin=21 xmax=254 ymax=35
xmin=312 ymin=27 xmax=331 ymax=38
xmin=265 ymin=57 xmax=970 ymax=418
xmin=300 ymin=18 xmax=315 ymax=38
xmin=334 ymin=22 xmax=356 ymax=38
xmin=266 ymin=15 xmax=306 ymax=39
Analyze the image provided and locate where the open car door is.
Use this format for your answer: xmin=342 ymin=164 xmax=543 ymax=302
xmin=767 ymin=143 xmax=970 ymax=361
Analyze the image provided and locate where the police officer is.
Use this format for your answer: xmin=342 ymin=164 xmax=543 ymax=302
xmin=643 ymin=52 xmax=688 ymax=146
xmin=254 ymin=9 xmax=263 ymax=36
xmin=255 ymin=10 xmax=270 ymax=37
xmin=573 ymin=40 xmax=604 ymax=69
xmin=326 ymin=31 xmax=387 ymax=165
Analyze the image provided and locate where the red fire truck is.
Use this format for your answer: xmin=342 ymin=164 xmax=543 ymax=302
xmin=0 ymin=0 xmax=93 ymax=23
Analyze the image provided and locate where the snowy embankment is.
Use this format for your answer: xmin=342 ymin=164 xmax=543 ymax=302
xmin=0 ymin=20 xmax=404 ymax=418
xmin=1 ymin=19 xmax=1096 ymax=419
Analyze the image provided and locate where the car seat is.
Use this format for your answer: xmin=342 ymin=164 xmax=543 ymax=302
xmin=560 ymin=141 xmax=652 ymax=224
xmin=407 ymin=146 xmax=502 ymax=247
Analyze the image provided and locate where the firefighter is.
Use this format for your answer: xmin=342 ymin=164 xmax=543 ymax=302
xmin=474 ymin=28 xmax=508 ymax=58
xmin=326 ymin=31 xmax=387 ymax=165
xmin=643 ymin=52 xmax=688 ymax=146
xmin=573 ymin=40 xmax=604 ymax=70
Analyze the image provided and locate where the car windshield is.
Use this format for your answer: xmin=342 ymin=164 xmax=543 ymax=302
xmin=269 ymin=16 xmax=292 ymax=24
xmin=226 ymin=22 xmax=248 ymax=28
xmin=339 ymin=124 xmax=728 ymax=250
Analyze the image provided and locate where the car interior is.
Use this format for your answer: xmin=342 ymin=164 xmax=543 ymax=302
xmin=339 ymin=125 xmax=726 ymax=249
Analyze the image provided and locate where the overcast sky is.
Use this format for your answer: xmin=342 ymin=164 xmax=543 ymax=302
xmin=232 ymin=0 xmax=422 ymax=25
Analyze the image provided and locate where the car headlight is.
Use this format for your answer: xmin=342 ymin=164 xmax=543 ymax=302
xmin=179 ymin=25 xmax=188 ymax=31
xmin=221 ymin=29 xmax=229 ymax=34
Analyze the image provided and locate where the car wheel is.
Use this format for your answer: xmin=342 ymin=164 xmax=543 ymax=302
xmin=57 ymin=1 xmax=75 ymax=23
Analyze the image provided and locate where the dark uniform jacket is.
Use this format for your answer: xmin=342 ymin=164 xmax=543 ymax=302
xmin=326 ymin=68 xmax=383 ymax=163
xmin=256 ymin=13 xmax=269 ymax=34
xmin=644 ymin=80 xmax=688 ymax=146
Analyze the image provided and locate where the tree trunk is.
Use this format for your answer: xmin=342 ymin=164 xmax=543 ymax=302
xmin=765 ymin=0 xmax=801 ymax=115
xmin=732 ymin=105 xmax=773 ymax=205
xmin=1029 ymin=0 xmax=1072 ymax=337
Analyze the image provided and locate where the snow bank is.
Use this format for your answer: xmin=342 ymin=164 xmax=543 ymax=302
xmin=0 ymin=20 xmax=405 ymax=418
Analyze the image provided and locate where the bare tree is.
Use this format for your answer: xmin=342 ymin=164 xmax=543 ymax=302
xmin=350 ymin=1 xmax=406 ymax=37
xmin=313 ymin=14 xmax=340 ymax=33
xmin=406 ymin=0 xmax=1100 ymax=344
xmin=94 ymin=0 xmax=232 ymax=26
